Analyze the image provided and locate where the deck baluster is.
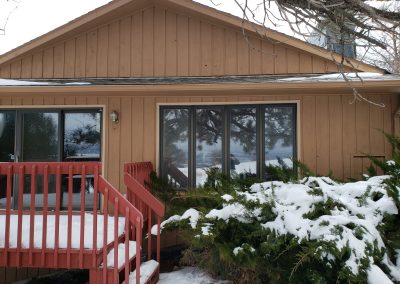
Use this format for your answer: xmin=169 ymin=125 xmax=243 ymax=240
xmin=0 ymin=162 xmax=155 ymax=284
xmin=41 ymin=165 xmax=49 ymax=266
xmin=79 ymin=165 xmax=86 ymax=269
xmin=4 ymin=165 xmax=12 ymax=266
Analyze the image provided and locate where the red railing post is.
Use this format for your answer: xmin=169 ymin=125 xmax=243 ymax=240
xmin=4 ymin=165 xmax=12 ymax=266
xmin=124 ymin=161 xmax=165 ymax=281
xmin=103 ymin=187 xmax=109 ymax=282
xmin=29 ymin=164 xmax=37 ymax=266
xmin=125 ymin=207 xmax=130 ymax=284
xmin=157 ymin=216 xmax=161 ymax=263
xmin=136 ymin=216 xmax=141 ymax=284
xmin=113 ymin=197 xmax=119 ymax=284
xmin=67 ymin=165 xmax=73 ymax=268
xmin=16 ymin=165 xmax=24 ymax=267
xmin=92 ymin=165 xmax=99 ymax=268
xmin=79 ymin=165 xmax=86 ymax=269
xmin=41 ymin=165 xmax=49 ymax=266
xmin=54 ymin=165 xmax=61 ymax=268
xmin=0 ymin=161 xmax=148 ymax=284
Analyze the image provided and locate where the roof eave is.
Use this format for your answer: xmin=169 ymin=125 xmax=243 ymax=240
xmin=0 ymin=80 xmax=398 ymax=94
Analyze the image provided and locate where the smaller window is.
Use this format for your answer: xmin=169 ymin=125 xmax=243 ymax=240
xmin=63 ymin=112 xmax=102 ymax=161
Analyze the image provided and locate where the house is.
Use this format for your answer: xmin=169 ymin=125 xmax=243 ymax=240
xmin=0 ymin=0 xmax=399 ymax=282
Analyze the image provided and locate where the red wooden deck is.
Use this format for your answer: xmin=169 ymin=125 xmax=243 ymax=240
xmin=0 ymin=162 xmax=165 ymax=284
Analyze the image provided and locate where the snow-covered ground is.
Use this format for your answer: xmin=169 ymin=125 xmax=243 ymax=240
xmin=154 ymin=175 xmax=400 ymax=283
xmin=159 ymin=267 xmax=229 ymax=284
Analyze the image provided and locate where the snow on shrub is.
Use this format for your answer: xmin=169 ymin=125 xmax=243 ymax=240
xmin=154 ymin=176 xmax=400 ymax=283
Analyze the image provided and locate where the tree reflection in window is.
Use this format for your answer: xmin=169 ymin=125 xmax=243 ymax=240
xmin=0 ymin=111 xmax=15 ymax=162
xmin=22 ymin=112 xmax=59 ymax=161
xmin=162 ymin=109 xmax=189 ymax=188
xmin=196 ymin=108 xmax=223 ymax=186
xmin=265 ymin=106 xmax=295 ymax=170
xmin=230 ymin=107 xmax=257 ymax=176
xmin=160 ymin=104 xmax=296 ymax=189
xmin=64 ymin=112 xmax=101 ymax=160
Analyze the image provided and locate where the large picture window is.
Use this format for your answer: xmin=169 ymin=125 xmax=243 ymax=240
xmin=160 ymin=104 xmax=296 ymax=189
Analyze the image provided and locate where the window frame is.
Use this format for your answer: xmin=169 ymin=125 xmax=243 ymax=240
xmin=62 ymin=109 xmax=103 ymax=162
xmin=0 ymin=108 xmax=103 ymax=163
xmin=159 ymin=103 xmax=297 ymax=188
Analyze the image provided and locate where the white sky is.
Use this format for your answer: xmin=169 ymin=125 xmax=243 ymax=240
xmin=0 ymin=0 xmax=111 ymax=55
xmin=0 ymin=0 xmax=299 ymax=56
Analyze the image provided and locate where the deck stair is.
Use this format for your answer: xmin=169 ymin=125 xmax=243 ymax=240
xmin=0 ymin=161 xmax=165 ymax=284
xmin=124 ymin=260 xmax=160 ymax=284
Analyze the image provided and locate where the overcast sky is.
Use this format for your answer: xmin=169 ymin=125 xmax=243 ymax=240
xmin=0 ymin=0 xmax=111 ymax=55
xmin=0 ymin=0 xmax=299 ymax=56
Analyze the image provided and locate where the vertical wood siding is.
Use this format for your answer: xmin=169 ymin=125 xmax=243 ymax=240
xmin=0 ymin=6 xmax=345 ymax=79
xmin=0 ymin=92 xmax=396 ymax=194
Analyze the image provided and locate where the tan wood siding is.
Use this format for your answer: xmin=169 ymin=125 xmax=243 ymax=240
xmin=0 ymin=91 xmax=395 ymax=190
xmin=2 ymin=6 xmax=348 ymax=79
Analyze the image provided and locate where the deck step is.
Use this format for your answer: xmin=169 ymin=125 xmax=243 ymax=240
xmin=100 ymin=241 xmax=137 ymax=269
xmin=124 ymin=260 xmax=159 ymax=284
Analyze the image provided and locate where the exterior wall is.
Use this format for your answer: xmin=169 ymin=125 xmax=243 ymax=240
xmin=0 ymin=90 xmax=397 ymax=282
xmin=0 ymin=6 xmax=346 ymax=79
xmin=0 ymin=91 xmax=397 ymax=191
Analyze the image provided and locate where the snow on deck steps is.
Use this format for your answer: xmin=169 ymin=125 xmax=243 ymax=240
xmin=124 ymin=260 xmax=159 ymax=284
xmin=0 ymin=214 xmax=125 ymax=249
xmin=100 ymin=241 xmax=138 ymax=269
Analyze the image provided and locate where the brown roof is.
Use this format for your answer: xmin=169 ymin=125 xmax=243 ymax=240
xmin=0 ymin=0 xmax=384 ymax=73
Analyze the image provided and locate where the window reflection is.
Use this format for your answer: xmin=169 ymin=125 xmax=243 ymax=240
xmin=162 ymin=109 xmax=189 ymax=188
xmin=0 ymin=111 xmax=15 ymax=162
xmin=22 ymin=112 xmax=59 ymax=161
xmin=64 ymin=112 xmax=101 ymax=161
xmin=265 ymin=106 xmax=295 ymax=177
xmin=196 ymin=108 xmax=223 ymax=186
xmin=230 ymin=107 xmax=257 ymax=177
xmin=160 ymin=104 xmax=296 ymax=189
xmin=0 ymin=111 xmax=16 ymax=208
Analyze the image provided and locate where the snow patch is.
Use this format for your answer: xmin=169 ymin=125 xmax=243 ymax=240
xmin=159 ymin=267 xmax=227 ymax=284
xmin=0 ymin=214 xmax=125 ymax=249
xmin=160 ymin=175 xmax=399 ymax=279
xmin=151 ymin=209 xmax=200 ymax=235
xmin=368 ymin=265 xmax=394 ymax=284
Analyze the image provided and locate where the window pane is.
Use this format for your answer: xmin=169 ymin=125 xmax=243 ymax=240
xmin=0 ymin=111 xmax=15 ymax=162
xmin=196 ymin=108 xmax=223 ymax=186
xmin=230 ymin=107 xmax=257 ymax=176
xmin=0 ymin=111 xmax=15 ymax=208
xmin=64 ymin=112 xmax=101 ymax=161
xmin=265 ymin=106 xmax=295 ymax=177
xmin=22 ymin=112 xmax=59 ymax=161
xmin=162 ymin=109 xmax=189 ymax=189
xmin=20 ymin=111 xmax=59 ymax=209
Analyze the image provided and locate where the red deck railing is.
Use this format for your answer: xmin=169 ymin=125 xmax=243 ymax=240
xmin=124 ymin=162 xmax=165 ymax=265
xmin=0 ymin=162 xmax=159 ymax=284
